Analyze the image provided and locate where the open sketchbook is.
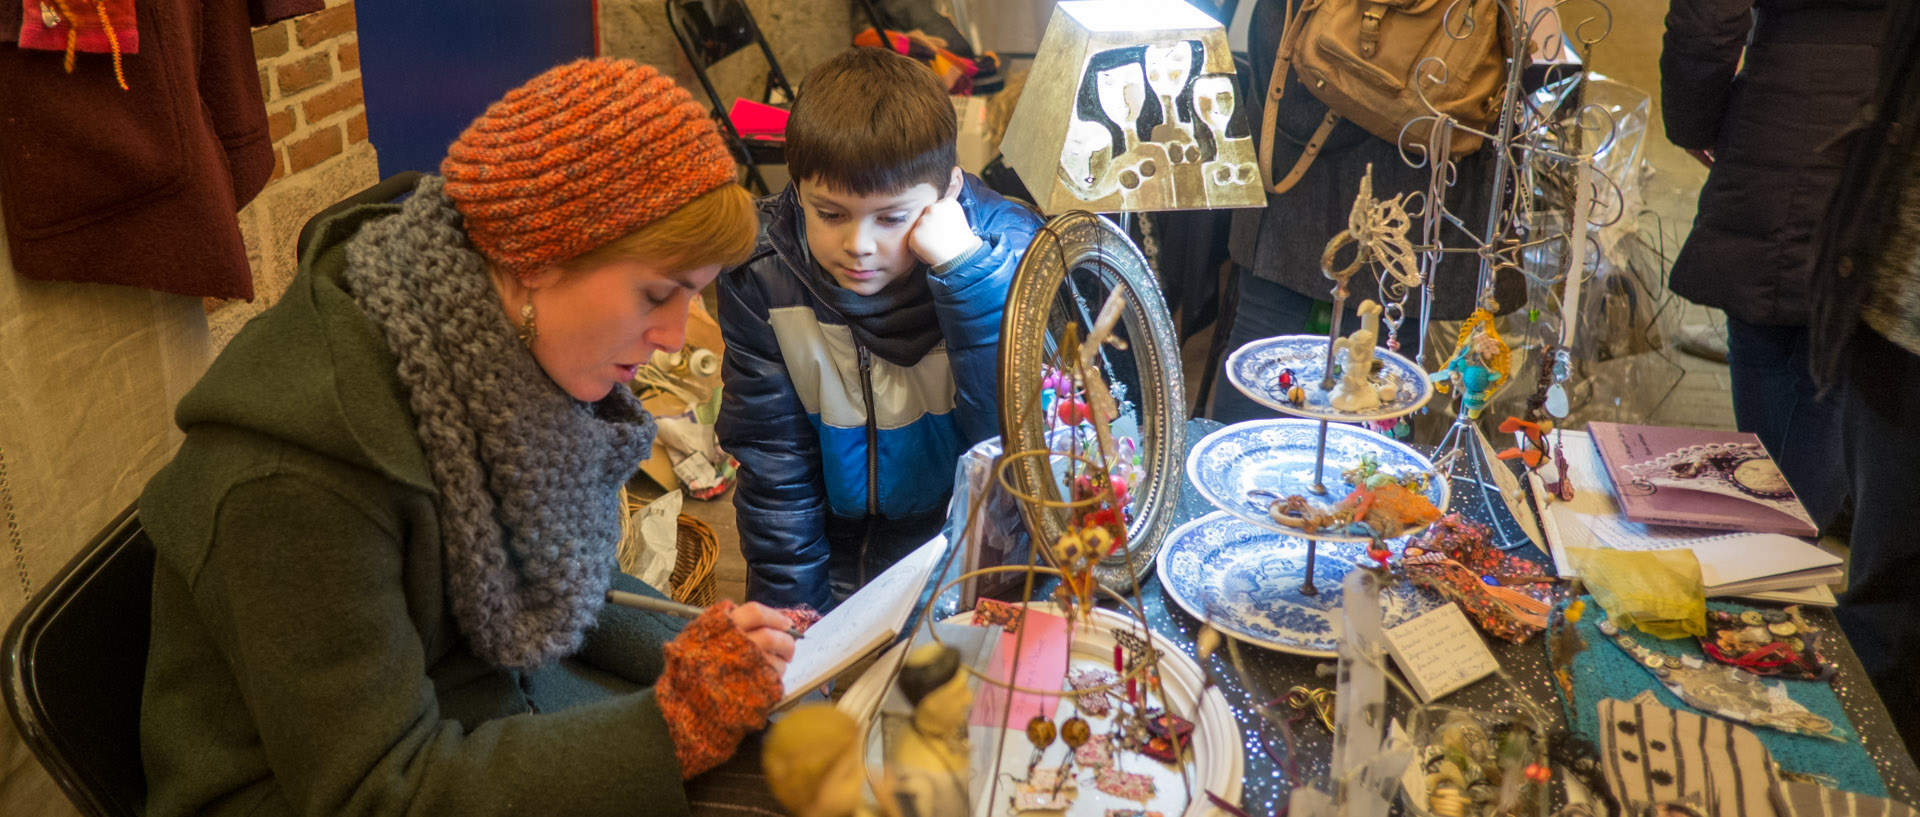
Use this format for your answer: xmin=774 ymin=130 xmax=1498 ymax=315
xmin=780 ymin=535 xmax=949 ymax=707
xmin=1528 ymin=431 xmax=1840 ymax=602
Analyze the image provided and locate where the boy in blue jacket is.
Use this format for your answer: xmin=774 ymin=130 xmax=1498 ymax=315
xmin=717 ymin=47 xmax=1042 ymax=610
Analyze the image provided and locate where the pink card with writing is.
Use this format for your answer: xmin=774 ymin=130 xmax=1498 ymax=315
xmin=970 ymin=607 xmax=1070 ymax=727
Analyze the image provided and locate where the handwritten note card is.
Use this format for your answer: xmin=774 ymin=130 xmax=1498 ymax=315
xmin=1382 ymin=603 xmax=1498 ymax=702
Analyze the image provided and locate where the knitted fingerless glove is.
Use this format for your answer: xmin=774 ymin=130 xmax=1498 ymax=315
xmin=656 ymin=601 xmax=782 ymax=778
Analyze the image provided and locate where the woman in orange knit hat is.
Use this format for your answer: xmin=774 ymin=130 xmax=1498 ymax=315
xmin=137 ymin=59 xmax=791 ymax=817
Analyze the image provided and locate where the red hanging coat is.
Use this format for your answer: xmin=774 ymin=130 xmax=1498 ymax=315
xmin=0 ymin=0 xmax=323 ymax=300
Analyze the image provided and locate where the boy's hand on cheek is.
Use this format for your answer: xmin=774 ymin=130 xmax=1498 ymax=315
xmin=907 ymin=196 xmax=983 ymax=269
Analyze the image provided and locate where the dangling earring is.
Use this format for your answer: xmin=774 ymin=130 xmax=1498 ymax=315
xmin=517 ymin=293 xmax=538 ymax=346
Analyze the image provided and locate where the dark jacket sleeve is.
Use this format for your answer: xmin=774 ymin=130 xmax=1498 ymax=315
xmin=183 ymin=475 xmax=690 ymax=816
xmin=1661 ymin=0 xmax=1758 ymax=149
xmin=715 ymin=263 xmax=835 ymax=610
xmin=929 ymin=179 xmax=1044 ymax=447
xmin=575 ymin=571 xmax=686 ymax=686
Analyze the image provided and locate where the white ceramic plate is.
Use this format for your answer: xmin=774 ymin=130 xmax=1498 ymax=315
xmin=1185 ymin=418 xmax=1449 ymax=543
xmin=1156 ymin=512 xmax=1443 ymax=657
xmin=1225 ymin=334 xmax=1434 ymax=422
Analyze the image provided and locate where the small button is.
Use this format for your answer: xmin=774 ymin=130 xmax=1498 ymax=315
xmin=1740 ymin=611 xmax=1765 ymax=626
xmin=1838 ymin=257 xmax=1856 ymax=278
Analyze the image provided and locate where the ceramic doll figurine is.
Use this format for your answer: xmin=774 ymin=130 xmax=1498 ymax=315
xmin=889 ymin=644 xmax=973 ymax=817
xmin=1430 ymin=312 xmax=1511 ymax=419
xmin=766 ymin=704 xmax=878 ymax=817
xmin=1330 ymin=300 xmax=1399 ymax=411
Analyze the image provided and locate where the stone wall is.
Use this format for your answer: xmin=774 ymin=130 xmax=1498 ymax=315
xmin=209 ymin=0 xmax=380 ymax=347
xmin=598 ymin=0 xmax=854 ymax=114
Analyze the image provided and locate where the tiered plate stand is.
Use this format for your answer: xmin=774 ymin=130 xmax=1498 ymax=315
xmin=1158 ymin=333 xmax=1452 ymax=656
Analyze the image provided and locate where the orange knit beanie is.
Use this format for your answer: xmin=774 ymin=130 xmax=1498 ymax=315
xmin=441 ymin=58 xmax=737 ymax=274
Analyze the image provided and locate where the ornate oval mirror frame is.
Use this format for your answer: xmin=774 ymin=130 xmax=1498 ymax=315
xmin=998 ymin=211 xmax=1187 ymax=590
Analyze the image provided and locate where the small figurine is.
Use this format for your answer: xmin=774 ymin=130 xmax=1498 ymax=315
xmin=1431 ymin=310 xmax=1512 ymax=419
xmin=890 ymin=645 xmax=973 ymax=817
xmin=1330 ymin=300 xmax=1388 ymax=411
xmin=765 ymin=704 xmax=877 ymax=817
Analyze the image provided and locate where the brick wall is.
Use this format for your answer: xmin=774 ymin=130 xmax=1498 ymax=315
xmin=211 ymin=0 xmax=380 ymax=347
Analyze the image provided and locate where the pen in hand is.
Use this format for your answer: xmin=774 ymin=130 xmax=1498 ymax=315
xmin=605 ymin=589 xmax=807 ymax=640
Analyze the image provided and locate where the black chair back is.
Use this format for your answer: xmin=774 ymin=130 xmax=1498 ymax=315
xmin=4 ymin=506 xmax=153 ymax=817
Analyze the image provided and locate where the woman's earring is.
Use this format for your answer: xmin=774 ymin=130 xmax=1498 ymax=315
xmin=517 ymin=294 xmax=538 ymax=346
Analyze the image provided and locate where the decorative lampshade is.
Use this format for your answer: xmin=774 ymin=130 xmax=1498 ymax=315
xmin=1001 ymin=0 xmax=1265 ymax=214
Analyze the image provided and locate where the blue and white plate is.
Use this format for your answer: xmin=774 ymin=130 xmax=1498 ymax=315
xmin=1225 ymin=335 xmax=1433 ymax=422
xmin=1185 ymin=418 xmax=1449 ymax=543
xmin=1156 ymin=511 xmax=1443 ymax=656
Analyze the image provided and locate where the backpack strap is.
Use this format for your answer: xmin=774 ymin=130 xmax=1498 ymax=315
xmin=1266 ymin=111 xmax=1340 ymax=194
xmin=1359 ymin=1 xmax=1387 ymax=58
xmin=1260 ymin=0 xmax=1337 ymax=194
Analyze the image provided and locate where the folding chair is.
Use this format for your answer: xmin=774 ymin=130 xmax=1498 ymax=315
xmin=3 ymin=506 xmax=153 ymax=817
xmin=665 ymin=0 xmax=795 ymax=195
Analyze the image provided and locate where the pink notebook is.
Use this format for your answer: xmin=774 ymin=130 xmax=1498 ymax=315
xmin=1586 ymin=421 xmax=1817 ymax=537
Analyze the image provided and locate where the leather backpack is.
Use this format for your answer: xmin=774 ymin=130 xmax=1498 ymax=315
xmin=1260 ymin=0 xmax=1513 ymax=194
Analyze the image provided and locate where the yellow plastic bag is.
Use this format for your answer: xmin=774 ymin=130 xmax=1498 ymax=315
xmin=1566 ymin=546 xmax=1706 ymax=639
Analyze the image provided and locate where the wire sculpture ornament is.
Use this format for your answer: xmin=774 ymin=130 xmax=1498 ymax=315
xmin=1367 ymin=0 xmax=1626 ymax=548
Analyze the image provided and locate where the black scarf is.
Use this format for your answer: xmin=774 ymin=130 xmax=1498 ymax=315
xmin=790 ymin=208 xmax=944 ymax=367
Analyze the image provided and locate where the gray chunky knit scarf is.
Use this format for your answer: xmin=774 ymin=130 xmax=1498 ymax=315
xmin=343 ymin=176 xmax=656 ymax=670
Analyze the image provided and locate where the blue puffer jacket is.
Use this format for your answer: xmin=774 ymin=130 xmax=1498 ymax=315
xmin=716 ymin=175 xmax=1041 ymax=608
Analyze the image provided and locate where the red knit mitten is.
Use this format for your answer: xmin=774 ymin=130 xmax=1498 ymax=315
xmin=656 ymin=601 xmax=783 ymax=778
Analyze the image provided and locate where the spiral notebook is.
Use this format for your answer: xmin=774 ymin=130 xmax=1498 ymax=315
xmin=779 ymin=535 xmax=948 ymax=707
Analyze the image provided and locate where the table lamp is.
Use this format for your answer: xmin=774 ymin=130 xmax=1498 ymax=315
xmin=1000 ymin=0 xmax=1265 ymax=214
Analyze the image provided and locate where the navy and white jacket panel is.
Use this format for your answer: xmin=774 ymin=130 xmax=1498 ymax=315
xmin=716 ymin=175 xmax=1042 ymax=608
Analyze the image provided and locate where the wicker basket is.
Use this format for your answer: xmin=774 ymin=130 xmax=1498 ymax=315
xmin=668 ymin=514 xmax=718 ymax=607
xmin=620 ymin=490 xmax=719 ymax=607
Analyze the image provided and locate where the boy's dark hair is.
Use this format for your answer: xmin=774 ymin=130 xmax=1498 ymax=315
xmin=785 ymin=47 xmax=959 ymax=196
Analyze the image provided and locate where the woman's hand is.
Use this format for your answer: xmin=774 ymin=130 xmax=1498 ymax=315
xmin=729 ymin=601 xmax=797 ymax=675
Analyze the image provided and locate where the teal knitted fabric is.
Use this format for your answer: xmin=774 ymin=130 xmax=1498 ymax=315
xmin=1561 ymin=598 xmax=1884 ymax=797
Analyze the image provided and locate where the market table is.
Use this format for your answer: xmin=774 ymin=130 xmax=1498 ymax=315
xmin=1002 ymin=418 xmax=1920 ymax=815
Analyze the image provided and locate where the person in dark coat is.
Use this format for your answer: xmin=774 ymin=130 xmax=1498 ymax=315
xmin=1661 ymin=0 xmax=1887 ymax=529
xmin=138 ymin=60 xmax=798 ymax=817
xmin=1808 ymin=0 xmax=1920 ymax=753
xmin=1218 ymin=0 xmax=1522 ymax=425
